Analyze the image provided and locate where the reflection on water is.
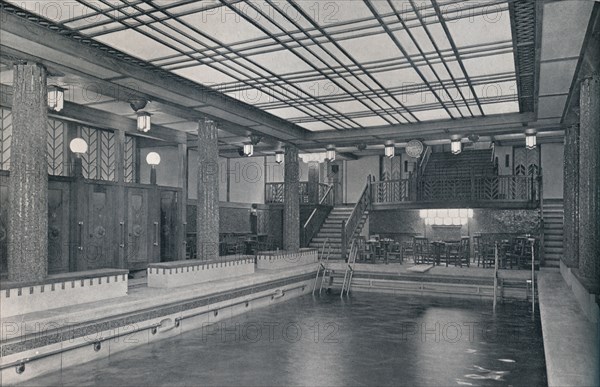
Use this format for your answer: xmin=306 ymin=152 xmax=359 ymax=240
xmin=24 ymin=294 xmax=547 ymax=387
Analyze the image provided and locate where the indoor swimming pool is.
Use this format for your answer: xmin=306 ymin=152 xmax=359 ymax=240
xmin=22 ymin=294 xmax=547 ymax=387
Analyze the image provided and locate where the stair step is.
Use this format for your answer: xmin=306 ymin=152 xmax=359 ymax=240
xmin=544 ymin=240 xmax=563 ymax=247
xmin=545 ymin=247 xmax=564 ymax=254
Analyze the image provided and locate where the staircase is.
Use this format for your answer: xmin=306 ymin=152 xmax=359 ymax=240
xmin=308 ymin=206 xmax=368 ymax=260
xmin=542 ymin=199 xmax=564 ymax=268
xmin=424 ymin=149 xmax=495 ymax=177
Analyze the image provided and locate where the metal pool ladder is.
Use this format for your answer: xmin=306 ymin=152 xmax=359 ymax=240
xmin=340 ymin=239 xmax=358 ymax=298
xmin=313 ymin=238 xmax=332 ymax=295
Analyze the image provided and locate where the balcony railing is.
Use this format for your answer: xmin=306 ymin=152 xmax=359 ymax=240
xmin=265 ymin=182 xmax=332 ymax=205
xmin=371 ymin=174 xmax=540 ymax=204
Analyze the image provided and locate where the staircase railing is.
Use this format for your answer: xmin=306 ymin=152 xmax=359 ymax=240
xmin=341 ymin=175 xmax=372 ymax=261
xmin=418 ymin=145 xmax=432 ymax=178
xmin=301 ymin=185 xmax=334 ymax=247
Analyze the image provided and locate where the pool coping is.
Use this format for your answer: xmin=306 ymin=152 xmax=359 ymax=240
xmin=537 ymin=269 xmax=599 ymax=387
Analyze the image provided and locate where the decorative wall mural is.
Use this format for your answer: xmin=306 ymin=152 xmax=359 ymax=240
xmin=124 ymin=135 xmax=136 ymax=183
xmin=81 ymin=125 xmax=116 ymax=181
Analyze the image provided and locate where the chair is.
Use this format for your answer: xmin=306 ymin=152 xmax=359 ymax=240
xmin=413 ymin=237 xmax=431 ymax=264
xmin=473 ymin=235 xmax=482 ymax=266
xmin=387 ymin=241 xmax=403 ymax=263
xmin=445 ymin=241 xmax=462 ymax=267
xmin=480 ymin=242 xmax=497 ymax=268
xmin=460 ymin=237 xmax=470 ymax=267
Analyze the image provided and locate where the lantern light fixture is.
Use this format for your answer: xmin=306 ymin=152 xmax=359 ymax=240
xmin=137 ymin=111 xmax=152 ymax=133
xmin=384 ymin=141 xmax=395 ymax=158
xmin=326 ymin=145 xmax=336 ymax=161
xmin=69 ymin=138 xmax=88 ymax=155
xmin=243 ymin=143 xmax=254 ymax=157
xmin=525 ymin=129 xmax=537 ymax=150
xmin=47 ymin=85 xmax=65 ymax=112
xmin=275 ymin=150 xmax=284 ymax=164
xmin=450 ymin=135 xmax=462 ymax=155
xmin=146 ymin=152 xmax=161 ymax=166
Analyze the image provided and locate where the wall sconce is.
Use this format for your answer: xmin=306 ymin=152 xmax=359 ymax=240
xmin=525 ymin=129 xmax=537 ymax=150
xmin=47 ymin=85 xmax=65 ymax=112
xmin=450 ymin=135 xmax=462 ymax=155
xmin=146 ymin=152 xmax=161 ymax=185
xmin=326 ymin=145 xmax=336 ymax=161
xmin=137 ymin=111 xmax=152 ymax=133
xmin=275 ymin=150 xmax=284 ymax=164
xmin=384 ymin=141 xmax=395 ymax=158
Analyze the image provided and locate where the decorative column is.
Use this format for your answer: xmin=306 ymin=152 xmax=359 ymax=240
xmin=283 ymin=145 xmax=300 ymax=252
xmin=8 ymin=63 xmax=48 ymax=282
xmin=197 ymin=118 xmax=219 ymax=260
xmin=562 ymin=123 xmax=579 ymax=268
xmin=307 ymin=161 xmax=319 ymax=204
xmin=576 ymin=74 xmax=600 ymax=290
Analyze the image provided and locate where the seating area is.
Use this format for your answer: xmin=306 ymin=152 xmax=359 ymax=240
xmin=352 ymin=234 xmax=538 ymax=270
xmin=186 ymin=234 xmax=279 ymax=259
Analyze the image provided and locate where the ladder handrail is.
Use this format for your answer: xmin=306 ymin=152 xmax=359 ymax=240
xmin=312 ymin=238 xmax=331 ymax=295
xmin=340 ymin=239 xmax=358 ymax=298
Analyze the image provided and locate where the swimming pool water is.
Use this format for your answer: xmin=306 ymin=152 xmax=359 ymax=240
xmin=23 ymin=294 xmax=547 ymax=386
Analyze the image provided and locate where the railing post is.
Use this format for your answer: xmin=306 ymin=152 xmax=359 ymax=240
xmin=341 ymin=220 xmax=347 ymax=262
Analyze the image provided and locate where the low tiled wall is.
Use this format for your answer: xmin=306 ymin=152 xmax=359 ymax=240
xmin=0 ymin=269 xmax=129 ymax=318
xmin=256 ymin=248 xmax=318 ymax=270
xmin=148 ymin=257 xmax=255 ymax=288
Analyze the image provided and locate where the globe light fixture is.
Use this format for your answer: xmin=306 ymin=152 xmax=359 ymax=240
xmin=69 ymin=138 xmax=88 ymax=155
xmin=146 ymin=152 xmax=161 ymax=166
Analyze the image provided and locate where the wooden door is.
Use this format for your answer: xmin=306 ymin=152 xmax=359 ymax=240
xmin=78 ymin=183 xmax=118 ymax=271
xmin=47 ymin=180 xmax=70 ymax=274
xmin=125 ymin=187 xmax=160 ymax=270
xmin=159 ymin=189 xmax=179 ymax=262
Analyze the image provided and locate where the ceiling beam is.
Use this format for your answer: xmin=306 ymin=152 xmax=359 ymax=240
xmin=0 ymin=83 xmax=185 ymax=143
xmin=0 ymin=7 xmax=309 ymax=141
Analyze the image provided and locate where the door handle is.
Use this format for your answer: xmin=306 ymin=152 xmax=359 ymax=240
xmin=153 ymin=222 xmax=159 ymax=246
xmin=78 ymin=221 xmax=84 ymax=251
xmin=119 ymin=221 xmax=125 ymax=248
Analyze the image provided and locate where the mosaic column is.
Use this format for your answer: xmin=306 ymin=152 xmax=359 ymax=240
xmin=283 ymin=145 xmax=300 ymax=252
xmin=577 ymin=74 xmax=600 ymax=290
xmin=197 ymin=118 xmax=219 ymax=260
xmin=8 ymin=63 xmax=48 ymax=282
xmin=307 ymin=161 xmax=319 ymax=204
xmin=562 ymin=123 xmax=579 ymax=268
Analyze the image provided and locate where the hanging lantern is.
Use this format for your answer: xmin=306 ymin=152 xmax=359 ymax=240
xmin=384 ymin=141 xmax=395 ymax=158
xmin=137 ymin=111 xmax=152 ymax=133
xmin=450 ymin=135 xmax=462 ymax=155
xmin=243 ymin=143 xmax=254 ymax=157
xmin=326 ymin=145 xmax=336 ymax=161
xmin=525 ymin=129 xmax=537 ymax=150
xmin=275 ymin=150 xmax=284 ymax=164
xmin=47 ymin=85 xmax=65 ymax=112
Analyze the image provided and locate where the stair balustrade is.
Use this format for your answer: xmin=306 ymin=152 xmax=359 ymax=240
xmin=301 ymin=185 xmax=334 ymax=247
xmin=341 ymin=175 xmax=372 ymax=261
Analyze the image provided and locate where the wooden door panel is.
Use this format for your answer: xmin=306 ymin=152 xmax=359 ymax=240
xmin=126 ymin=189 xmax=149 ymax=269
xmin=160 ymin=190 xmax=178 ymax=262
xmin=79 ymin=184 xmax=117 ymax=270
xmin=47 ymin=182 xmax=69 ymax=274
